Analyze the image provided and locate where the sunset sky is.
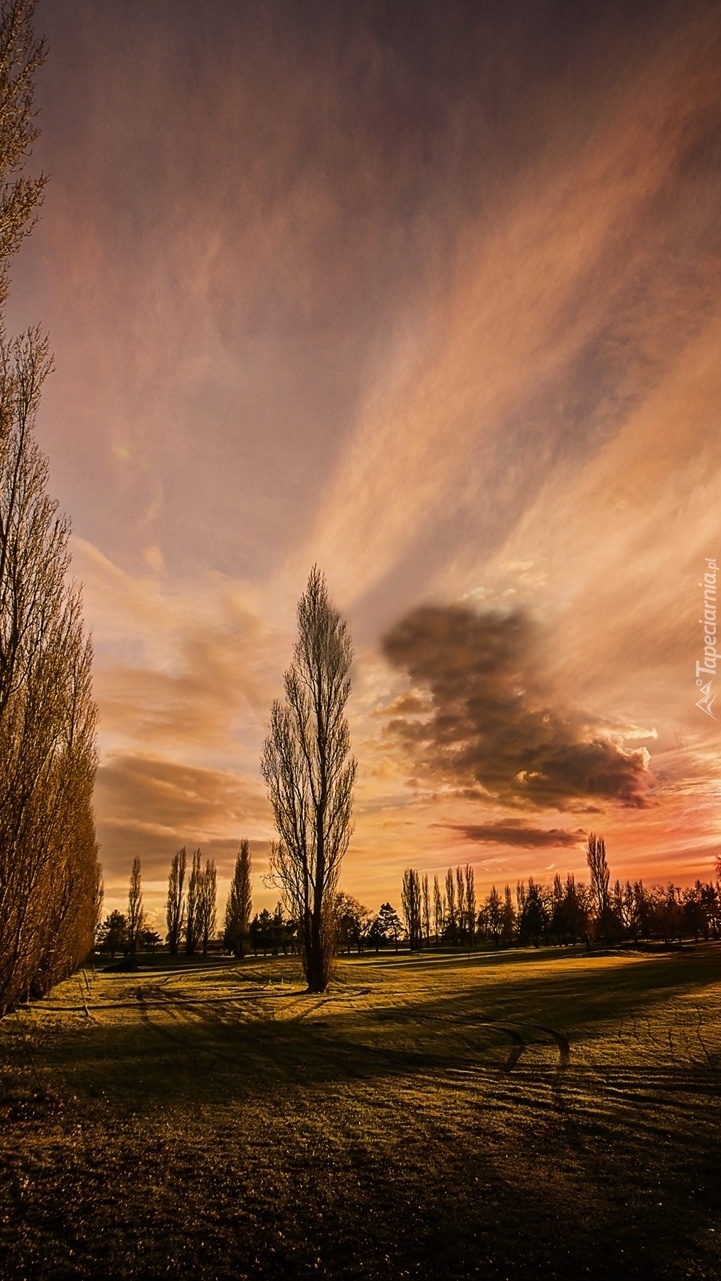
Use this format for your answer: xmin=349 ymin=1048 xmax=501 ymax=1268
xmin=8 ymin=0 xmax=721 ymax=923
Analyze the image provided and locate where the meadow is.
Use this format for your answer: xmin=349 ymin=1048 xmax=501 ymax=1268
xmin=0 ymin=943 xmax=719 ymax=1280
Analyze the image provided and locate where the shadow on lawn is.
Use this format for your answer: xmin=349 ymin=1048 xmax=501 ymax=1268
xmin=28 ymin=944 xmax=718 ymax=1116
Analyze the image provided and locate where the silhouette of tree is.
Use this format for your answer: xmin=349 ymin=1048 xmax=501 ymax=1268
xmin=335 ymin=892 xmax=370 ymax=954
xmin=376 ymin=902 xmax=403 ymax=953
xmin=197 ymin=857 xmax=217 ymax=955
xmin=501 ymin=884 xmax=515 ymax=945
xmin=484 ymin=886 xmax=503 ymax=945
xmin=421 ymin=874 xmax=431 ymax=947
xmin=166 ymin=847 xmax=186 ymax=956
xmin=224 ymin=839 xmax=252 ymax=957
xmin=250 ymin=909 xmax=274 ymax=957
xmin=587 ymin=832 xmax=611 ymax=941
xmin=261 ymin=567 xmax=356 ymax=993
xmin=464 ymin=865 xmax=476 ymax=947
xmin=127 ymin=859 xmax=144 ymax=956
xmin=432 ymin=875 xmax=444 ymax=944
xmin=401 ymin=869 xmax=423 ymax=951
xmin=445 ymin=868 xmax=457 ymax=945
xmin=97 ymin=911 xmax=127 ymax=958
xmin=185 ymin=848 xmax=202 ymax=955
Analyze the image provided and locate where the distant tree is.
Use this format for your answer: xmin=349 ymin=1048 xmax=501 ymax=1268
xmin=127 ymin=859 xmax=144 ymax=956
xmin=464 ymin=865 xmax=476 ymax=947
xmin=445 ymin=868 xmax=457 ymax=944
xmin=455 ymin=866 xmax=466 ymax=944
xmin=682 ymin=884 xmax=707 ymax=942
xmin=97 ymin=910 xmax=128 ymax=958
xmin=432 ymin=875 xmax=444 ymax=945
xmin=224 ymin=839 xmax=252 ymax=957
xmin=587 ymin=833 xmax=611 ymax=941
xmin=367 ymin=914 xmax=386 ymax=953
xmin=421 ymin=874 xmax=431 ymax=947
xmin=699 ymin=880 xmax=720 ymax=940
xmin=518 ymin=878 xmax=549 ymax=947
xmin=484 ymin=886 xmax=503 ymax=946
xmin=261 ymin=567 xmax=357 ymax=993
xmin=377 ymin=902 xmax=403 ymax=953
xmin=515 ymin=880 xmax=527 ymax=924
xmin=335 ymin=892 xmax=370 ymax=954
xmin=271 ymin=902 xmax=296 ymax=954
xmin=140 ymin=927 xmax=162 ymax=953
xmin=166 ymin=846 xmax=186 ymax=956
xmin=563 ymin=873 xmax=588 ymax=944
xmin=197 ymin=857 xmax=217 ymax=956
xmin=249 ymin=909 xmax=274 ymax=957
xmin=401 ymin=869 xmax=423 ymax=951
xmin=185 ymin=848 xmax=202 ymax=955
xmin=501 ymin=884 xmax=515 ymax=945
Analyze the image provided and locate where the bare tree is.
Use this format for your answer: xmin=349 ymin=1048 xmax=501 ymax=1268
xmin=433 ymin=875 xmax=444 ymax=944
xmin=166 ymin=846 xmax=186 ymax=957
xmin=455 ymin=866 xmax=466 ymax=943
xmin=587 ymin=832 xmax=611 ymax=940
xmin=185 ymin=848 xmax=202 ymax=955
xmin=261 ymin=566 xmax=356 ymax=993
xmin=127 ymin=859 xmax=144 ymax=956
xmin=421 ymin=873 xmax=431 ymax=947
xmin=401 ymin=868 xmax=422 ymax=951
xmin=0 ymin=2 xmax=98 ymax=1015
xmin=464 ymin=864 xmax=476 ymax=947
xmin=502 ymin=884 xmax=515 ymax=944
xmin=445 ymin=868 xmax=457 ymax=944
xmin=0 ymin=0 xmax=46 ymax=311
xmin=224 ymin=838 xmax=252 ymax=957
xmin=197 ymin=857 xmax=217 ymax=956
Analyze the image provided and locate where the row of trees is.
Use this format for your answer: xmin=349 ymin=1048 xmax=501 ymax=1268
xmin=97 ymin=840 xmax=253 ymax=959
xmin=0 ymin=1 xmax=99 ymax=1014
xmin=390 ymin=836 xmax=721 ymax=951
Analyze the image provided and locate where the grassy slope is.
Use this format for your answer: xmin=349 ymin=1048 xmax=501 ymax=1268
xmin=0 ymin=944 xmax=719 ymax=1280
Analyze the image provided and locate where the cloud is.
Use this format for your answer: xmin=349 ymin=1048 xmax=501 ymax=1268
xmin=95 ymin=752 xmax=272 ymax=883
xmin=381 ymin=603 xmax=654 ymax=810
xmin=445 ymin=820 xmax=585 ymax=849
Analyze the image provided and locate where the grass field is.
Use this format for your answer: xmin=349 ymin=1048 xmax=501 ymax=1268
xmin=1 ymin=943 xmax=719 ymax=1280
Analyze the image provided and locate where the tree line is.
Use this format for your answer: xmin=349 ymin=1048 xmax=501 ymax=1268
xmin=97 ymin=840 xmax=253 ymax=959
xmin=384 ymin=836 xmax=721 ymax=952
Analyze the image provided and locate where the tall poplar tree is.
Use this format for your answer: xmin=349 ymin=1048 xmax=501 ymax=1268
xmin=0 ymin=1 xmax=98 ymax=1014
xmin=224 ymin=838 xmax=252 ymax=958
xmin=261 ymin=567 xmax=356 ymax=993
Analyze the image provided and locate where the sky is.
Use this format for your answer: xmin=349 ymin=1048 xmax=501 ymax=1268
xmin=7 ymin=0 xmax=721 ymax=924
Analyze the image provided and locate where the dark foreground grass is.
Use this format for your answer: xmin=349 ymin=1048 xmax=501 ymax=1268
xmin=0 ymin=944 xmax=719 ymax=1280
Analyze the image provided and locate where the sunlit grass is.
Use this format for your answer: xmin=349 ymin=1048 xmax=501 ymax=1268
xmin=1 ymin=944 xmax=719 ymax=1279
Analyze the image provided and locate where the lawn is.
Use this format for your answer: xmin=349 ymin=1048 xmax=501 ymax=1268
xmin=1 ymin=943 xmax=719 ymax=1279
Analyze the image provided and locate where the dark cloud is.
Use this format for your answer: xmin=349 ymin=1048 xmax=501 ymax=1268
xmin=446 ymin=820 xmax=585 ymax=848
xmin=382 ymin=604 xmax=653 ymax=809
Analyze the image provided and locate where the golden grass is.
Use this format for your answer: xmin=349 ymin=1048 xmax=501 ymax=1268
xmin=1 ymin=944 xmax=719 ymax=1279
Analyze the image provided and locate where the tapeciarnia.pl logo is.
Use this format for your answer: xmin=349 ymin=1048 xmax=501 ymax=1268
xmin=695 ymin=557 xmax=717 ymax=718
